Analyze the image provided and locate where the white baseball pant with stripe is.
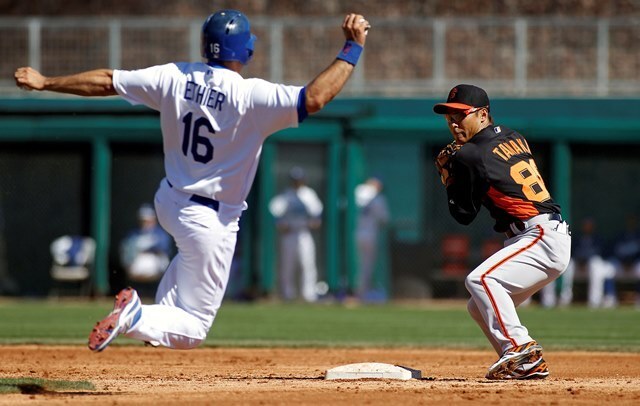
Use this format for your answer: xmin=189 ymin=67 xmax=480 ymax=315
xmin=466 ymin=217 xmax=571 ymax=355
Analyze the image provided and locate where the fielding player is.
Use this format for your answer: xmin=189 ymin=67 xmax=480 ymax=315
xmin=15 ymin=10 xmax=370 ymax=351
xmin=433 ymin=84 xmax=572 ymax=379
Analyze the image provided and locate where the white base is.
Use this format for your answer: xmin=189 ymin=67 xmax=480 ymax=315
xmin=325 ymin=362 xmax=421 ymax=380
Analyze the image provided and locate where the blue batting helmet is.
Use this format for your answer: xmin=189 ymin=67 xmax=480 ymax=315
xmin=201 ymin=10 xmax=256 ymax=65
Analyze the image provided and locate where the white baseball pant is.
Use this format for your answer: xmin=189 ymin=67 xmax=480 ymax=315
xmin=124 ymin=179 xmax=240 ymax=349
xmin=279 ymin=230 xmax=318 ymax=302
xmin=356 ymin=234 xmax=378 ymax=296
xmin=466 ymin=217 xmax=571 ymax=355
xmin=587 ymin=256 xmax=617 ymax=308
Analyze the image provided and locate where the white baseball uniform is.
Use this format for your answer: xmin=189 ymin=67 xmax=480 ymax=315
xmin=112 ymin=62 xmax=303 ymax=348
xmin=586 ymin=256 xmax=618 ymax=308
xmin=355 ymin=181 xmax=389 ymax=297
xmin=269 ymin=184 xmax=323 ymax=302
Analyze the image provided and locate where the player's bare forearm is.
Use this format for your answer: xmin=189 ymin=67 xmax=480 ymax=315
xmin=14 ymin=67 xmax=117 ymax=97
xmin=305 ymin=13 xmax=369 ymax=114
xmin=305 ymin=60 xmax=354 ymax=113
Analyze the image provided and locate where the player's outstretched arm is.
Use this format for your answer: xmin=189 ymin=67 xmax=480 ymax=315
xmin=305 ymin=13 xmax=370 ymax=114
xmin=14 ymin=67 xmax=117 ymax=97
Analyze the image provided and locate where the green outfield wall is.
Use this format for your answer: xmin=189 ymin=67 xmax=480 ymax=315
xmin=1 ymin=97 xmax=639 ymax=298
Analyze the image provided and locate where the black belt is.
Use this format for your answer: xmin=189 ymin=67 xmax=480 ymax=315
xmin=167 ymin=179 xmax=219 ymax=212
xmin=506 ymin=213 xmax=562 ymax=238
xmin=189 ymin=194 xmax=220 ymax=211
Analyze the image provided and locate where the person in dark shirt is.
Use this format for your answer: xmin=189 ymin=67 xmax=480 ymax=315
xmin=433 ymin=84 xmax=572 ymax=380
xmin=120 ymin=204 xmax=172 ymax=282
xmin=609 ymin=214 xmax=640 ymax=307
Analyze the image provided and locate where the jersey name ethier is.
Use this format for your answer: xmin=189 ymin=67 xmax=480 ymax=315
xmin=183 ymin=80 xmax=227 ymax=111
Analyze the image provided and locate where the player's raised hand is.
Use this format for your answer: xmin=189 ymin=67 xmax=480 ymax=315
xmin=15 ymin=67 xmax=46 ymax=91
xmin=342 ymin=13 xmax=370 ymax=46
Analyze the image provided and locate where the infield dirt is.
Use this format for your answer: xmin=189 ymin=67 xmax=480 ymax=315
xmin=0 ymin=346 xmax=639 ymax=405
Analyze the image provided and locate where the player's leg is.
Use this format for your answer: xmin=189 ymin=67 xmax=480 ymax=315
xmin=540 ymin=279 xmax=557 ymax=308
xmin=280 ymin=233 xmax=297 ymax=300
xmin=356 ymin=235 xmax=376 ymax=298
xmin=466 ymin=251 xmax=546 ymax=352
xmin=472 ymin=223 xmax=570 ymax=379
xmin=467 ymin=298 xmax=502 ymax=354
xmin=124 ymin=255 xmax=210 ymax=348
xmin=587 ymin=256 xmax=609 ymax=308
xmin=299 ymin=231 xmax=318 ymax=302
xmin=602 ymin=258 xmax=618 ymax=308
xmin=466 ymin=223 xmax=570 ymax=354
xmin=125 ymin=182 xmax=238 ymax=349
xmin=472 ymin=277 xmax=547 ymax=381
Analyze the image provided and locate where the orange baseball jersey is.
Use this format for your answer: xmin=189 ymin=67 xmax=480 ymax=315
xmin=446 ymin=124 xmax=560 ymax=233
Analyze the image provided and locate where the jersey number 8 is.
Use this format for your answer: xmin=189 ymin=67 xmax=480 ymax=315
xmin=181 ymin=112 xmax=215 ymax=164
xmin=510 ymin=159 xmax=551 ymax=203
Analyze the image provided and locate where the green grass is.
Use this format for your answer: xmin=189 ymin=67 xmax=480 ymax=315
xmin=0 ymin=299 xmax=638 ymax=351
xmin=0 ymin=377 xmax=95 ymax=394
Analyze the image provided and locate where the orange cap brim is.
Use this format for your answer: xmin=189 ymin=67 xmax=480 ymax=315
xmin=433 ymin=102 xmax=474 ymax=114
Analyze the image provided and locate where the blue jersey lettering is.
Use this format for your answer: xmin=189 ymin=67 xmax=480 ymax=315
xmin=213 ymin=92 xmax=226 ymax=111
xmin=194 ymin=85 xmax=206 ymax=104
xmin=184 ymin=80 xmax=196 ymax=100
xmin=183 ymin=80 xmax=226 ymax=111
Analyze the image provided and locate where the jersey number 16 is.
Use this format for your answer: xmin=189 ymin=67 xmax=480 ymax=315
xmin=181 ymin=112 xmax=214 ymax=164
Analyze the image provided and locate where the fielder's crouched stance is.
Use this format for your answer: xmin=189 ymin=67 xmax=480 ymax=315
xmin=433 ymin=85 xmax=572 ymax=380
xmin=15 ymin=10 xmax=371 ymax=351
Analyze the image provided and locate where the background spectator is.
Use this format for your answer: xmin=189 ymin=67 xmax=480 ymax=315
xmin=572 ymin=218 xmax=617 ymax=308
xmin=609 ymin=214 xmax=640 ymax=307
xmin=120 ymin=203 xmax=172 ymax=283
xmin=269 ymin=167 xmax=323 ymax=302
xmin=0 ymin=200 xmax=18 ymax=295
xmin=355 ymin=176 xmax=390 ymax=302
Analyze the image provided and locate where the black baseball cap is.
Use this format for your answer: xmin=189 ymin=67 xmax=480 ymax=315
xmin=433 ymin=84 xmax=490 ymax=114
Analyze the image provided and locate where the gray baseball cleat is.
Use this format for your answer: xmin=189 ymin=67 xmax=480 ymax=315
xmin=486 ymin=341 xmax=548 ymax=380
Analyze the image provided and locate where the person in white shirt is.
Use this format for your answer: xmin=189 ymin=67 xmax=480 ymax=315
xmin=269 ymin=167 xmax=323 ymax=302
xmin=355 ymin=177 xmax=389 ymax=301
xmin=15 ymin=9 xmax=371 ymax=351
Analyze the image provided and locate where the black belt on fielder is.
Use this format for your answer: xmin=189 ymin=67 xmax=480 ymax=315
xmin=505 ymin=213 xmax=562 ymax=238
xmin=167 ymin=179 xmax=219 ymax=212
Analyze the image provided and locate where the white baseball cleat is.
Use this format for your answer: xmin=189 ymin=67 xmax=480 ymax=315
xmin=88 ymin=287 xmax=141 ymax=352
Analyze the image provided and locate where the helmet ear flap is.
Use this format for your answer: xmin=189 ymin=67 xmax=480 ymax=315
xmin=245 ymin=34 xmax=257 ymax=63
